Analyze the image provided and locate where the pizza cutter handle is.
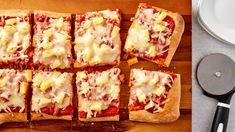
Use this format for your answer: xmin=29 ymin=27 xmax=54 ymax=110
xmin=211 ymin=102 xmax=230 ymax=132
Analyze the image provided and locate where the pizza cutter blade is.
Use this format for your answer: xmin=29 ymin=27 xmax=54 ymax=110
xmin=196 ymin=53 xmax=235 ymax=132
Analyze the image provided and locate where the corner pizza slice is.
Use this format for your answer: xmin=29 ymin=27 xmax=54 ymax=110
xmin=76 ymin=68 xmax=121 ymax=121
xmin=128 ymin=69 xmax=181 ymax=123
xmin=124 ymin=3 xmax=185 ymax=67
xmin=33 ymin=11 xmax=73 ymax=69
xmin=74 ymin=9 xmax=121 ymax=68
xmin=31 ymin=71 xmax=73 ymax=120
xmin=0 ymin=10 xmax=32 ymax=65
xmin=0 ymin=69 xmax=32 ymax=124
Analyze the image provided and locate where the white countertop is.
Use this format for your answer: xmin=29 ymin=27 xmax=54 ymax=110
xmin=192 ymin=0 xmax=235 ymax=131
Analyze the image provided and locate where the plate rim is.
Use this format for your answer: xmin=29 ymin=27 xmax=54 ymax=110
xmin=196 ymin=0 xmax=235 ymax=46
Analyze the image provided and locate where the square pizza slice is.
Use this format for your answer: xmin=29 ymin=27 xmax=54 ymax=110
xmin=33 ymin=11 xmax=73 ymax=69
xmin=31 ymin=71 xmax=73 ymax=120
xmin=74 ymin=9 xmax=121 ymax=68
xmin=0 ymin=69 xmax=32 ymax=124
xmin=128 ymin=69 xmax=181 ymax=123
xmin=124 ymin=3 xmax=185 ymax=67
xmin=76 ymin=68 xmax=121 ymax=121
xmin=0 ymin=10 xmax=32 ymax=65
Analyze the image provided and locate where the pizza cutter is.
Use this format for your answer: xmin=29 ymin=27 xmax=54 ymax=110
xmin=196 ymin=53 xmax=235 ymax=132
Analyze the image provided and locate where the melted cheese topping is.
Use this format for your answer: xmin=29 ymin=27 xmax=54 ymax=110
xmin=129 ymin=69 xmax=174 ymax=113
xmin=33 ymin=14 xmax=72 ymax=69
xmin=74 ymin=9 xmax=121 ymax=67
xmin=31 ymin=71 xmax=73 ymax=113
xmin=125 ymin=4 xmax=173 ymax=58
xmin=0 ymin=16 xmax=31 ymax=62
xmin=0 ymin=69 xmax=31 ymax=113
xmin=76 ymin=68 xmax=120 ymax=118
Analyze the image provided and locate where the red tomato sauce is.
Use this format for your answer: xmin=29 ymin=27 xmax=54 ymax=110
xmin=79 ymin=106 xmax=118 ymax=118
xmin=38 ymin=104 xmax=73 ymax=116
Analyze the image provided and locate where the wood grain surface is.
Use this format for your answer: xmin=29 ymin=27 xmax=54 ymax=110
xmin=0 ymin=0 xmax=192 ymax=131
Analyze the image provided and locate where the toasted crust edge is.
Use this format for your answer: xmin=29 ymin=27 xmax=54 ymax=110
xmin=30 ymin=113 xmax=72 ymax=121
xmin=129 ymin=74 xmax=181 ymax=123
xmin=0 ymin=9 xmax=31 ymax=16
xmin=34 ymin=10 xmax=71 ymax=18
xmin=79 ymin=115 xmax=119 ymax=122
xmin=124 ymin=4 xmax=185 ymax=67
xmin=162 ymin=11 xmax=185 ymax=67
xmin=0 ymin=113 xmax=27 ymax=125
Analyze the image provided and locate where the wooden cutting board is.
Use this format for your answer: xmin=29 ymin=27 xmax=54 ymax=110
xmin=0 ymin=0 xmax=192 ymax=131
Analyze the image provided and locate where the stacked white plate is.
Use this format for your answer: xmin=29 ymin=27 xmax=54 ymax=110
xmin=197 ymin=0 xmax=235 ymax=45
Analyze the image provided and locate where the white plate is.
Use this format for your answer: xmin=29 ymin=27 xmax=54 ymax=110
xmin=197 ymin=0 xmax=235 ymax=45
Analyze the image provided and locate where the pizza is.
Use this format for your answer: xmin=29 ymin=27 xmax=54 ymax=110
xmin=0 ymin=69 xmax=32 ymax=124
xmin=76 ymin=68 xmax=121 ymax=121
xmin=0 ymin=6 xmax=184 ymax=125
xmin=128 ymin=69 xmax=181 ymax=123
xmin=0 ymin=10 xmax=32 ymax=65
xmin=31 ymin=71 xmax=73 ymax=120
xmin=33 ymin=10 xmax=73 ymax=69
xmin=124 ymin=3 xmax=185 ymax=67
xmin=74 ymin=9 xmax=121 ymax=68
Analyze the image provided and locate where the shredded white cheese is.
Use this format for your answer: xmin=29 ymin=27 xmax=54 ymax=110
xmin=0 ymin=69 xmax=31 ymax=113
xmin=0 ymin=16 xmax=31 ymax=62
xmin=31 ymin=71 xmax=73 ymax=113
xmin=125 ymin=5 xmax=173 ymax=58
xmin=76 ymin=68 xmax=121 ymax=118
xmin=74 ymin=9 xmax=121 ymax=67
xmin=33 ymin=14 xmax=72 ymax=69
xmin=129 ymin=69 xmax=174 ymax=113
